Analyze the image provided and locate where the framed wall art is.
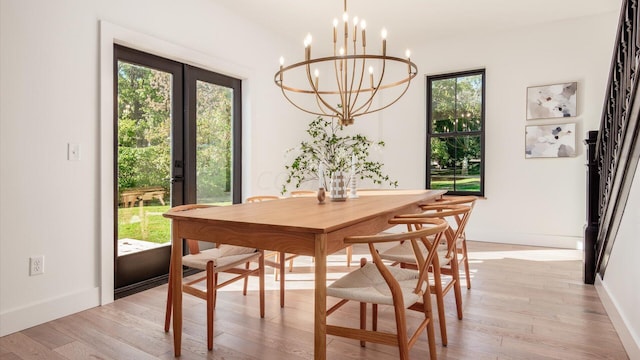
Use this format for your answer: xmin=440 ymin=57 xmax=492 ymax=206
xmin=525 ymin=123 xmax=576 ymax=158
xmin=526 ymin=82 xmax=577 ymax=120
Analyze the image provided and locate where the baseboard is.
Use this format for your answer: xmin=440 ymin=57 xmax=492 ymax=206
xmin=595 ymin=276 xmax=639 ymax=359
xmin=467 ymin=231 xmax=583 ymax=249
xmin=0 ymin=286 xmax=100 ymax=337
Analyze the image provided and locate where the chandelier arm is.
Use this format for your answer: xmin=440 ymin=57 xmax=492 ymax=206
xmin=278 ymin=85 xmax=329 ymax=118
xmin=350 ymin=52 xmax=387 ymax=116
xmin=305 ymin=61 xmax=341 ymax=117
xmin=352 ymin=57 xmax=417 ymax=116
xmin=342 ymin=57 xmax=348 ymax=120
xmin=341 ymin=18 xmax=349 ymax=122
xmin=350 ymin=61 xmax=417 ymax=114
xmin=333 ymin=42 xmax=346 ymax=119
xmin=348 ymin=47 xmax=368 ymax=118
xmin=315 ymin=93 xmax=336 ymax=117
xmin=353 ymin=74 xmax=415 ymax=117
xmin=345 ymin=39 xmax=360 ymax=119
xmin=337 ymin=57 xmax=347 ymax=119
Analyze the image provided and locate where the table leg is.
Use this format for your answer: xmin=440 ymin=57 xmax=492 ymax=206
xmin=314 ymin=234 xmax=327 ymax=360
xmin=171 ymin=221 xmax=183 ymax=356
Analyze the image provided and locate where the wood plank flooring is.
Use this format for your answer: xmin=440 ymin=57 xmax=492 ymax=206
xmin=0 ymin=242 xmax=629 ymax=359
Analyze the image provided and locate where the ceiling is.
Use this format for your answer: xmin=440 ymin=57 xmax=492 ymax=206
xmin=214 ymin=0 xmax=621 ymax=49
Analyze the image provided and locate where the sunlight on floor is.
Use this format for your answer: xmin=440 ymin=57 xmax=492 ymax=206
xmin=468 ymin=248 xmax=583 ymax=262
xmin=195 ymin=243 xmax=583 ymax=294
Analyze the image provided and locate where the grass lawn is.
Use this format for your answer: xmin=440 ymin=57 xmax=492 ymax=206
xmin=117 ymin=199 xmax=232 ymax=244
xmin=431 ymin=176 xmax=480 ymax=192
xmin=118 ymin=204 xmax=171 ymax=244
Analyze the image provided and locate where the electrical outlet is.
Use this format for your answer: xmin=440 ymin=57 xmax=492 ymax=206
xmin=30 ymin=256 xmax=44 ymax=276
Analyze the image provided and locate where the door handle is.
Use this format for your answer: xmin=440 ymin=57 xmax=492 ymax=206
xmin=171 ymin=175 xmax=184 ymax=184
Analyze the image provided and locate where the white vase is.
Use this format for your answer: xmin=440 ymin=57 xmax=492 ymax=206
xmin=330 ymin=171 xmax=347 ymax=201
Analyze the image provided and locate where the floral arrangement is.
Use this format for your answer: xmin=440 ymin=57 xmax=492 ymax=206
xmin=281 ymin=116 xmax=398 ymax=194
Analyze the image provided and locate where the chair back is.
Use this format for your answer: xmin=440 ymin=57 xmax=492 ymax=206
xmin=344 ymin=218 xmax=448 ymax=298
xmin=435 ymin=196 xmax=476 ymax=227
xmin=290 ymin=190 xmax=316 ymax=197
xmin=246 ymin=195 xmax=280 ymax=202
xmin=401 ymin=204 xmax=472 ymax=259
xmin=165 ymin=204 xmax=215 ymax=255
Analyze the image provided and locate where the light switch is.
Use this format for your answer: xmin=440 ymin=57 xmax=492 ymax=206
xmin=68 ymin=143 xmax=80 ymax=161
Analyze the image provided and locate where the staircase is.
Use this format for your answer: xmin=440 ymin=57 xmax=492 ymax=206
xmin=586 ymin=0 xmax=640 ymax=283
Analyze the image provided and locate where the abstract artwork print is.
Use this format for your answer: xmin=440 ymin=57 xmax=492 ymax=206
xmin=526 ymin=82 xmax=577 ymax=120
xmin=525 ymin=123 xmax=576 ymax=158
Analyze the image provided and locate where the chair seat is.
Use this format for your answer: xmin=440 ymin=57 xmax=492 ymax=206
xmin=182 ymin=245 xmax=259 ymax=272
xmin=327 ymin=262 xmax=426 ymax=306
xmin=379 ymin=241 xmax=452 ymax=266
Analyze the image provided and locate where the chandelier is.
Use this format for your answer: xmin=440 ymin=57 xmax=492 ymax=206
xmin=274 ymin=0 xmax=418 ymax=126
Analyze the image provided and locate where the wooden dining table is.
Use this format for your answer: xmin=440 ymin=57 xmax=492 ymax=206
xmin=163 ymin=189 xmax=446 ymax=359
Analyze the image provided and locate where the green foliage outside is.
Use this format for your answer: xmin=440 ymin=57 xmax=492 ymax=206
xmin=194 ymin=80 xmax=233 ymax=202
xmin=117 ymin=62 xmax=172 ymax=194
xmin=116 ymin=62 xmax=234 ymax=242
xmin=281 ymin=116 xmax=397 ymax=194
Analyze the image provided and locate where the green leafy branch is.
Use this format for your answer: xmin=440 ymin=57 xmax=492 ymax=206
xmin=281 ymin=116 xmax=398 ymax=194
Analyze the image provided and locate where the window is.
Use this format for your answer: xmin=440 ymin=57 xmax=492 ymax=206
xmin=426 ymin=69 xmax=485 ymax=196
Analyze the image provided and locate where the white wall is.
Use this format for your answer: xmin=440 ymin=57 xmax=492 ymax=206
xmin=371 ymin=13 xmax=620 ymax=248
xmin=0 ymin=0 xmax=622 ymax=337
xmin=596 ymin=163 xmax=640 ymax=358
xmin=0 ymin=0 xmax=302 ymax=336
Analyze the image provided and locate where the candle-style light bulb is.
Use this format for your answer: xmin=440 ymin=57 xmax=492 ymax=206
xmin=279 ymin=56 xmax=284 ymax=66
xmin=381 ymin=28 xmax=387 ymax=55
xmin=343 ymin=12 xmax=348 ymax=40
xmin=339 ymin=47 xmax=345 ymax=56
xmin=369 ymin=66 xmax=374 ymax=88
xmin=360 ymin=20 xmax=366 ymax=47
xmin=314 ymin=69 xmax=319 ymax=88
xmin=405 ymin=50 xmax=412 ymax=73
xmin=333 ymin=18 xmax=338 ymax=43
xmin=352 ymin=16 xmax=359 ymax=41
xmin=304 ymin=33 xmax=312 ymax=60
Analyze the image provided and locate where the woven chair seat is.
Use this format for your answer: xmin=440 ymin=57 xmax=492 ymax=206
xmin=380 ymin=241 xmax=452 ymax=266
xmin=182 ymin=245 xmax=260 ymax=272
xmin=327 ymin=262 xmax=426 ymax=306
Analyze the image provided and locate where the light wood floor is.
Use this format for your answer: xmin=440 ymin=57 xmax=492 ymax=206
xmin=0 ymin=242 xmax=629 ymax=359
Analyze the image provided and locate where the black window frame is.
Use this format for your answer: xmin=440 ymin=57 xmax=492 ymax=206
xmin=426 ymin=69 xmax=485 ymax=196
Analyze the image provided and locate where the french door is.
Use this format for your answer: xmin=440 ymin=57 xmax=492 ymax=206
xmin=114 ymin=45 xmax=242 ymax=296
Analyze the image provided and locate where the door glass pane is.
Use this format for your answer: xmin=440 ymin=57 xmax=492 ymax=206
xmin=195 ymin=80 xmax=233 ymax=206
xmin=116 ymin=61 xmax=172 ymax=256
